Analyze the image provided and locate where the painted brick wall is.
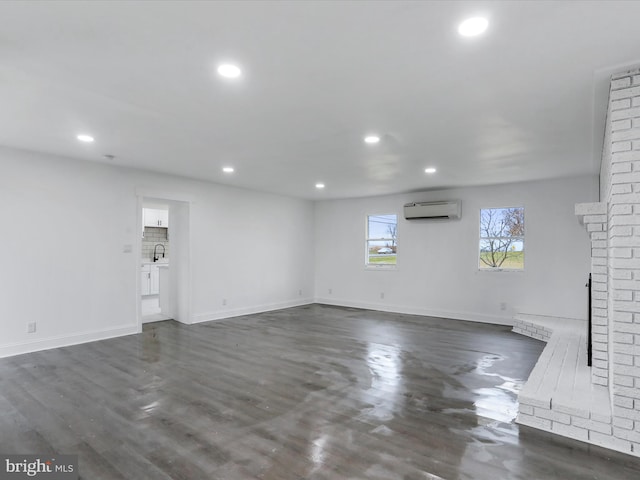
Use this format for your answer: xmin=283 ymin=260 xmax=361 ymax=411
xmin=575 ymin=202 xmax=609 ymax=386
xmin=602 ymin=68 xmax=640 ymax=453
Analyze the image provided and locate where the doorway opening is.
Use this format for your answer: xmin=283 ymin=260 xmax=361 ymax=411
xmin=136 ymin=193 xmax=191 ymax=328
xmin=141 ymin=202 xmax=170 ymax=323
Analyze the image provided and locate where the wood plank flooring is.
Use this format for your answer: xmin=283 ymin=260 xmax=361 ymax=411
xmin=1 ymin=304 xmax=639 ymax=479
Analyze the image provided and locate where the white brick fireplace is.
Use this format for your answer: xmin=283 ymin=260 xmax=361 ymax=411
xmin=599 ymin=68 xmax=640 ymax=453
xmin=515 ymin=68 xmax=640 ymax=457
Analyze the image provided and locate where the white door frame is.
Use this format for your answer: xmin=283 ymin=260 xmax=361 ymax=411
xmin=135 ymin=188 xmax=194 ymax=331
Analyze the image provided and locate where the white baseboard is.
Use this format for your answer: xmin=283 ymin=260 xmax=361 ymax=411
xmin=313 ymin=297 xmax=513 ymax=326
xmin=192 ymin=298 xmax=315 ymax=324
xmin=0 ymin=299 xmax=508 ymax=359
xmin=0 ymin=325 xmax=139 ymax=359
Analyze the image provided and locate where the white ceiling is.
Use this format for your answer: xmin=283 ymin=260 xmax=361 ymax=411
xmin=1 ymin=1 xmax=639 ymax=200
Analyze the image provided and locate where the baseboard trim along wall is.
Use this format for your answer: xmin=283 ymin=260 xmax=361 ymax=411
xmin=0 ymin=299 xmax=509 ymax=359
xmin=313 ymin=297 xmax=514 ymax=326
xmin=0 ymin=325 xmax=139 ymax=359
xmin=192 ymin=298 xmax=315 ymax=324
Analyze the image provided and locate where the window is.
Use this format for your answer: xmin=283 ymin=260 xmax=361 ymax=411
xmin=479 ymin=207 xmax=524 ymax=270
xmin=366 ymin=214 xmax=397 ymax=267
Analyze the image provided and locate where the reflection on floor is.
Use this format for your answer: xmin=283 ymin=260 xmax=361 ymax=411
xmin=141 ymin=295 xmax=170 ymax=323
xmin=1 ymin=304 xmax=639 ymax=479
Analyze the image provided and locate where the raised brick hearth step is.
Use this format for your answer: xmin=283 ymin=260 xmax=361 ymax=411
xmin=513 ymin=314 xmax=615 ymax=448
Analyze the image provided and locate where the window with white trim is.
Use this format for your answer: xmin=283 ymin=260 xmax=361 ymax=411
xmin=366 ymin=214 xmax=397 ymax=267
xmin=479 ymin=207 xmax=524 ymax=270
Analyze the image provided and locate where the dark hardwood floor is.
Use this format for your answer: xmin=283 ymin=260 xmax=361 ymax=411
xmin=1 ymin=304 xmax=639 ymax=479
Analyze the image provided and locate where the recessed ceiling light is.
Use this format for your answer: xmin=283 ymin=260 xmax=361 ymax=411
xmin=315 ymin=183 xmax=325 ymax=189
xmin=364 ymin=135 xmax=380 ymax=144
xmin=458 ymin=17 xmax=489 ymax=37
xmin=77 ymin=134 xmax=94 ymax=143
xmin=222 ymin=166 xmax=235 ymax=173
xmin=425 ymin=167 xmax=437 ymax=174
xmin=217 ymin=64 xmax=242 ymax=78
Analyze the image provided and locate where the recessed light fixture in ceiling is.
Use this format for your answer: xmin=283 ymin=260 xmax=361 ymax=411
xmin=77 ymin=134 xmax=94 ymax=143
xmin=424 ymin=167 xmax=437 ymax=174
xmin=458 ymin=17 xmax=489 ymax=37
xmin=217 ymin=64 xmax=242 ymax=79
xmin=222 ymin=166 xmax=235 ymax=173
xmin=315 ymin=183 xmax=325 ymax=189
xmin=364 ymin=135 xmax=380 ymax=144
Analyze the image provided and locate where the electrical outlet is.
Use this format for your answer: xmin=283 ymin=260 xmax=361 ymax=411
xmin=222 ymin=299 xmax=227 ymax=306
xmin=328 ymin=288 xmax=332 ymax=294
xmin=27 ymin=322 xmax=36 ymax=334
xmin=298 ymin=289 xmax=302 ymax=296
xmin=500 ymin=302 xmax=507 ymax=311
xmin=380 ymin=292 xmax=385 ymax=299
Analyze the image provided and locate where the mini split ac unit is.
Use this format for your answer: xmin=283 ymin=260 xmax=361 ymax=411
xmin=403 ymin=200 xmax=461 ymax=220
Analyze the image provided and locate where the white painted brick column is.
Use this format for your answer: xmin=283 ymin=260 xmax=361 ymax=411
xmin=604 ymin=69 xmax=640 ymax=454
xmin=575 ymin=202 xmax=609 ymax=386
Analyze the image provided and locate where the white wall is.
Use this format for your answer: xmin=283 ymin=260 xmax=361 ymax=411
xmin=0 ymin=144 xmax=599 ymax=358
xmin=0 ymin=146 xmax=315 ymax=357
xmin=314 ymin=176 xmax=598 ymax=324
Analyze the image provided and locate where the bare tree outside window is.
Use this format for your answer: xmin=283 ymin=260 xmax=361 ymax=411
xmin=386 ymin=224 xmax=397 ymax=248
xmin=479 ymin=207 xmax=524 ymax=270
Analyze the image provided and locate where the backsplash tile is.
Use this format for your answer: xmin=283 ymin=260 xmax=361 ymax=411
xmin=142 ymin=227 xmax=169 ymax=261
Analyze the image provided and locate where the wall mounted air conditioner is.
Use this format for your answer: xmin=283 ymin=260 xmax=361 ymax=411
xmin=403 ymin=200 xmax=461 ymax=220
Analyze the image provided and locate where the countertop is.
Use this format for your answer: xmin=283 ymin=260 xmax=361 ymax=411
xmin=142 ymin=260 xmax=169 ymax=266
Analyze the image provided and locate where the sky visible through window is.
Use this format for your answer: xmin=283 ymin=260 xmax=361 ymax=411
xmin=479 ymin=207 xmax=524 ymax=251
xmin=368 ymin=214 xmax=397 ymax=238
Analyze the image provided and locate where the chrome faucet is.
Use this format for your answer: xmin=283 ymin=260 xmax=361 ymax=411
xmin=153 ymin=244 xmax=166 ymax=262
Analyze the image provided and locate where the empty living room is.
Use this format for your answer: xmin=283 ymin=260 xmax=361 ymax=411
xmin=2 ymin=1 xmax=640 ymax=479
